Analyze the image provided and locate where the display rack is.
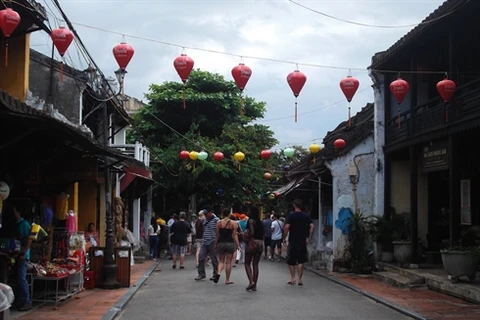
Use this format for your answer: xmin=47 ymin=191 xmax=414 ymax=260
xmin=31 ymin=271 xmax=83 ymax=309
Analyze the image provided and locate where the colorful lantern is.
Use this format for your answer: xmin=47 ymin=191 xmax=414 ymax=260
xmin=339 ymin=75 xmax=360 ymax=127
xmin=437 ymin=78 xmax=456 ymax=102
xmin=390 ymin=78 xmax=409 ymax=128
xmin=268 ymin=193 xmax=276 ymax=200
xmin=232 ymin=62 xmax=252 ymax=115
xmin=260 ymin=149 xmax=272 ymax=160
xmin=309 ymin=143 xmax=321 ymax=164
xmin=283 ymin=148 xmax=295 ymax=158
xmin=264 ymin=172 xmax=272 ymax=180
xmin=334 ymin=139 xmax=346 ymax=149
xmin=173 ymin=53 xmax=195 ymax=109
xmin=50 ymin=26 xmax=74 ymax=82
xmin=179 ymin=150 xmax=190 ymax=160
xmin=0 ymin=8 xmax=20 ymax=67
xmin=287 ymin=69 xmax=307 ymax=122
xmin=197 ymin=151 xmax=208 ymax=161
xmin=213 ymin=151 xmax=224 ymax=162
xmin=189 ymin=151 xmax=198 ymax=161
xmin=112 ymin=41 xmax=134 ymax=70
xmin=234 ymin=151 xmax=245 ymax=171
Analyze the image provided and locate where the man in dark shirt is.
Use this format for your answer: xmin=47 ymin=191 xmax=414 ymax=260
xmin=170 ymin=211 xmax=191 ymax=269
xmin=283 ymin=198 xmax=314 ymax=286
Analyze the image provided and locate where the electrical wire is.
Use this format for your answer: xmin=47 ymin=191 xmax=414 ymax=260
xmin=288 ymin=0 xmax=461 ymax=29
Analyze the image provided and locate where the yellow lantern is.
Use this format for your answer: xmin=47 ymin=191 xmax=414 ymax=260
xmin=189 ymin=151 xmax=198 ymax=160
xmin=309 ymin=143 xmax=322 ymax=164
xmin=234 ymin=151 xmax=245 ymax=162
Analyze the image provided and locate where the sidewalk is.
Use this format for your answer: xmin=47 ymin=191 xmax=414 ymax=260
xmin=308 ymin=268 xmax=480 ymax=320
xmin=13 ymin=260 xmax=157 ymax=320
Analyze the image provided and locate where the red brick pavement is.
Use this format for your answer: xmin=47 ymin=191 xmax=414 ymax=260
xmin=14 ymin=260 xmax=155 ymax=320
xmin=326 ymin=272 xmax=480 ymax=320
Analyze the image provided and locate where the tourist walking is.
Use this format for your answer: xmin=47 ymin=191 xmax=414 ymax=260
xmin=262 ymin=213 xmax=272 ymax=259
xmin=148 ymin=217 xmax=160 ymax=260
xmin=213 ymin=209 xmax=240 ymax=284
xmin=283 ymin=199 xmax=315 ymax=286
xmin=270 ymin=213 xmax=284 ymax=261
xmin=170 ymin=212 xmax=192 ymax=269
xmin=243 ymin=206 xmax=263 ymax=291
xmin=194 ymin=210 xmax=205 ymax=267
xmin=195 ymin=206 xmax=219 ymax=281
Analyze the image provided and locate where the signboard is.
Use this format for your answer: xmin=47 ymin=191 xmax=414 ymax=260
xmin=422 ymin=140 xmax=449 ymax=172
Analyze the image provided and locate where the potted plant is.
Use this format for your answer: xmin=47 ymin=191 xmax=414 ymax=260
xmin=343 ymin=210 xmax=376 ymax=274
xmin=373 ymin=215 xmax=395 ymax=262
xmin=441 ymin=230 xmax=480 ymax=283
xmin=390 ymin=210 xmax=423 ymax=266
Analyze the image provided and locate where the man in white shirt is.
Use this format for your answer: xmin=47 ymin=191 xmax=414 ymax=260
xmin=270 ymin=213 xmax=284 ymax=262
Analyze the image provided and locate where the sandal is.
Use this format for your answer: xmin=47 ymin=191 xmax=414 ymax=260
xmin=287 ymin=280 xmax=296 ymax=285
xmin=246 ymin=284 xmax=255 ymax=291
xmin=298 ymin=282 xmax=303 ymax=286
xmin=225 ymin=281 xmax=234 ymax=285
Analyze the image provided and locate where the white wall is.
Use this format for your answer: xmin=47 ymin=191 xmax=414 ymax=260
xmin=325 ymin=135 xmax=375 ymax=256
xmin=371 ymin=72 xmax=385 ymax=217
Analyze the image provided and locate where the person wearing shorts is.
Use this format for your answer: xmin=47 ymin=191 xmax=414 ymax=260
xmin=270 ymin=213 xmax=284 ymax=261
xmin=170 ymin=211 xmax=192 ymax=269
xmin=213 ymin=208 xmax=240 ymax=284
xmin=283 ymin=199 xmax=314 ymax=286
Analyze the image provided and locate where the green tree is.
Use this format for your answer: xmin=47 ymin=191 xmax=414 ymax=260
xmin=129 ymin=69 xmax=278 ymax=208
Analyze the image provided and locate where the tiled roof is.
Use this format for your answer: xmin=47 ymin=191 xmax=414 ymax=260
xmin=369 ymin=0 xmax=469 ymax=69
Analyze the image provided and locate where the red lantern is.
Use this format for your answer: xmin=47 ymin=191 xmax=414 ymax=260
xmin=179 ymin=150 xmax=190 ymax=160
xmin=51 ymin=26 xmax=74 ymax=82
xmin=437 ymin=78 xmax=456 ymax=102
xmin=390 ymin=78 xmax=409 ymax=128
xmin=287 ymin=69 xmax=307 ymax=123
xmin=260 ymin=150 xmax=272 ymax=160
xmin=213 ymin=151 xmax=224 ymax=162
xmin=264 ymin=172 xmax=272 ymax=180
xmin=334 ymin=139 xmax=346 ymax=149
xmin=113 ymin=42 xmax=135 ymax=70
xmin=0 ymin=8 xmax=20 ymax=67
xmin=173 ymin=53 xmax=194 ymax=109
xmin=340 ymin=76 xmax=360 ymax=127
xmin=232 ymin=63 xmax=252 ymax=91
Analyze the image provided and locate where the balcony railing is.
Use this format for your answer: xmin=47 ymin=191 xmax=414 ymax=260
xmin=111 ymin=141 xmax=150 ymax=167
xmin=386 ymin=78 xmax=480 ymax=145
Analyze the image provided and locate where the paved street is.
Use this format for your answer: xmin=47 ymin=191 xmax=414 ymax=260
xmin=118 ymin=256 xmax=411 ymax=320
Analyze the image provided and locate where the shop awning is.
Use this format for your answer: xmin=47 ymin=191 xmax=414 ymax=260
xmin=272 ymin=173 xmax=311 ymax=196
xmin=120 ymin=166 xmax=155 ymax=197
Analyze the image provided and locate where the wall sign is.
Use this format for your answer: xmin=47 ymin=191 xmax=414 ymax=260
xmin=422 ymin=140 xmax=449 ymax=172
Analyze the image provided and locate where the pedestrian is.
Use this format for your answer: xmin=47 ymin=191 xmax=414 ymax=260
xmin=194 ymin=210 xmax=205 ymax=267
xmin=262 ymin=212 xmax=272 ymax=260
xmin=283 ymin=198 xmax=315 ymax=286
xmin=213 ymin=209 xmax=240 ymax=284
xmin=170 ymin=212 xmax=192 ymax=269
xmin=148 ymin=217 xmax=160 ymax=260
xmin=270 ymin=212 xmax=284 ymax=262
xmin=243 ymin=205 xmax=263 ymax=291
xmin=195 ymin=206 xmax=219 ymax=281
xmin=237 ymin=213 xmax=248 ymax=264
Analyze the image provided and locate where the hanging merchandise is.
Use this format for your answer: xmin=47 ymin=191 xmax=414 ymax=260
xmin=66 ymin=210 xmax=77 ymax=233
xmin=231 ymin=62 xmax=252 ymax=115
xmin=179 ymin=150 xmax=190 ymax=160
xmin=309 ymin=143 xmax=321 ymax=163
xmin=339 ymin=75 xmax=360 ymax=127
xmin=283 ymin=147 xmax=295 ymax=158
xmin=389 ymin=77 xmax=409 ymax=128
xmin=213 ymin=151 xmax=224 ymax=162
xmin=50 ymin=26 xmax=74 ymax=82
xmin=437 ymin=77 xmax=456 ymax=122
xmin=173 ymin=52 xmax=195 ymax=109
xmin=197 ymin=151 xmax=208 ymax=161
xmin=234 ymin=151 xmax=245 ymax=170
xmin=287 ymin=69 xmax=307 ymax=123
xmin=0 ymin=8 xmax=20 ymax=67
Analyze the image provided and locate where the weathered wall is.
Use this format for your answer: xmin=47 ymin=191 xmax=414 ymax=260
xmin=28 ymin=49 xmax=87 ymax=125
xmin=325 ymin=135 xmax=375 ymax=256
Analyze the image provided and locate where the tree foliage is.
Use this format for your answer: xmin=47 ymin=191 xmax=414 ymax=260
xmin=129 ymin=69 xmax=289 ymax=208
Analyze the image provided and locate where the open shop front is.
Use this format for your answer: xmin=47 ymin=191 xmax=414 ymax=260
xmin=0 ymin=99 xmax=119 ymax=310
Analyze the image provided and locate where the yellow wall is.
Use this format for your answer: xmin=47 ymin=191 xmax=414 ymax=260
xmin=0 ymin=34 xmax=30 ymax=101
xmin=78 ymin=181 xmax=97 ymax=234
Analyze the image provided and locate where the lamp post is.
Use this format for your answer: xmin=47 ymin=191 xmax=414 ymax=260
xmin=84 ymin=41 xmax=134 ymax=289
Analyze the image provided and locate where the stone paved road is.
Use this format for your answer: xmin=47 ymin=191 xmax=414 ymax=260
xmin=118 ymin=256 xmax=412 ymax=320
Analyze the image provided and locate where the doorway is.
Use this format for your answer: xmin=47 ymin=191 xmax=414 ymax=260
xmin=426 ymin=170 xmax=449 ymax=250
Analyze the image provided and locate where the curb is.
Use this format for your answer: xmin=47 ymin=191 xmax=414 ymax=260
xmin=304 ymin=266 xmax=433 ymax=320
xmin=101 ymin=260 xmax=161 ymax=320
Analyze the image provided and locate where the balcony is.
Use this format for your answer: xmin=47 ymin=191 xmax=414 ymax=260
xmin=386 ymin=78 xmax=480 ymax=147
xmin=111 ymin=141 xmax=150 ymax=167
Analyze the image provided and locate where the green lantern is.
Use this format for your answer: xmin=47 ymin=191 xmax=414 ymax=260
xmin=283 ymin=147 xmax=295 ymax=158
xmin=198 ymin=151 xmax=208 ymax=161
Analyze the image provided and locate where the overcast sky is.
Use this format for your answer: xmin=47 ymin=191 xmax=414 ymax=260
xmin=31 ymin=0 xmax=444 ymax=149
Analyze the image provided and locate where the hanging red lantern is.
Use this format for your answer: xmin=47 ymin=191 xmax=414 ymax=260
xmin=179 ymin=150 xmax=190 ymax=160
xmin=287 ymin=69 xmax=307 ymax=123
xmin=173 ymin=53 xmax=194 ymax=109
xmin=334 ymin=139 xmax=346 ymax=149
xmin=113 ymin=41 xmax=135 ymax=70
xmin=51 ymin=26 xmax=74 ymax=82
xmin=213 ymin=151 xmax=224 ymax=162
xmin=390 ymin=78 xmax=410 ymax=128
xmin=437 ymin=78 xmax=456 ymax=102
xmin=231 ymin=62 xmax=252 ymax=115
xmin=260 ymin=150 xmax=271 ymax=160
xmin=264 ymin=172 xmax=272 ymax=180
xmin=340 ymin=76 xmax=360 ymax=127
xmin=0 ymin=8 xmax=21 ymax=67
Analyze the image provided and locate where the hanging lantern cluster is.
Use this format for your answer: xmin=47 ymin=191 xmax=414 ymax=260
xmin=0 ymin=8 xmax=21 ymax=67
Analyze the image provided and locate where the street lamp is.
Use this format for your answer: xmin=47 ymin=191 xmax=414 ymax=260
xmin=84 ymin=41 xmax=134 ymax=289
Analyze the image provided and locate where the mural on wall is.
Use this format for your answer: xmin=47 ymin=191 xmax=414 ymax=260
xmin=335 ymin=207 xmax=353 ymax=234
